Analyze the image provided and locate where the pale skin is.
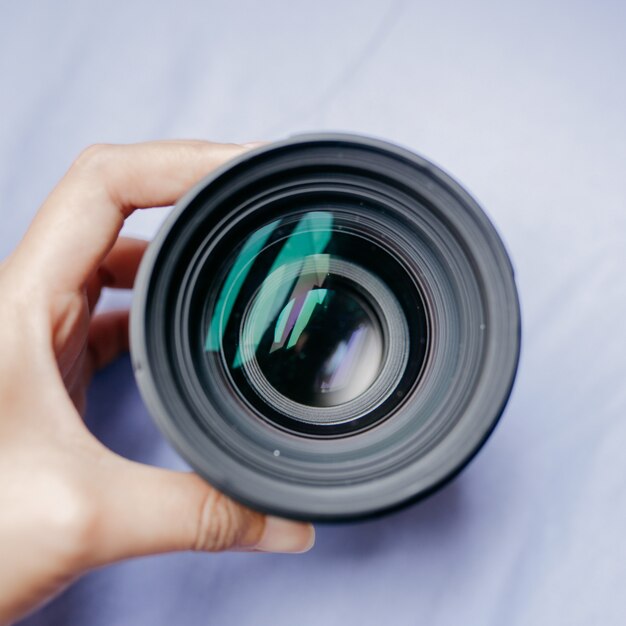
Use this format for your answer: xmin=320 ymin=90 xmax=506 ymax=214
xmin=0 ymin=141 xmax=315 ymax=625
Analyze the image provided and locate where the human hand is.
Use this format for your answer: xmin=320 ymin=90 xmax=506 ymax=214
xmin=0 ymin=141 xmax=314 ymax=624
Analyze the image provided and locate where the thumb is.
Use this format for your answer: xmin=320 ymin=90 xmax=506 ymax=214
xmin=88 ymin=457 xmax=315 ymax=566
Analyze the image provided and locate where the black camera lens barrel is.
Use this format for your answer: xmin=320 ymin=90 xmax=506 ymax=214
xmin=130 ymin=133 xmax=521 ymax=521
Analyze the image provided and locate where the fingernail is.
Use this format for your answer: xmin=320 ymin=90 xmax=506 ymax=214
xmin=255 ymin=516 xmax=315 ymax=553
xmin=242 ymin=141 xmax=267 ymax=149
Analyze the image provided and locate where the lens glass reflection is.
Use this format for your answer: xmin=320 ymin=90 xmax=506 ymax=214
xmin=203 ymin=209 xmax=424 ymax=429
xmin=253 ymin=284 xmax=384 ymax=406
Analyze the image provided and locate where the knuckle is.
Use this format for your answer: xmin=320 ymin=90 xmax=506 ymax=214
xmin=71 ymin=143 xmax=116 ymax=176
xmin=41 ymin=476 xmax=98 ymax=567
xmin=195 ymin=489 xmax=242 ymax=552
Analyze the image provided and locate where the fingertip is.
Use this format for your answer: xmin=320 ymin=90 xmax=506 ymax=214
xmin=253 ymin=516 xmax=315 ymax=554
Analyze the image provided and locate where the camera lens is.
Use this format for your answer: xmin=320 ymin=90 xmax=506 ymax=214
xmin=131 ymin=134 xmax=521 ymax=521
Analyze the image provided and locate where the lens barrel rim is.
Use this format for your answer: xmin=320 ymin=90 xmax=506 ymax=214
xmin=130 ymin=133 xmax=521 ymax=521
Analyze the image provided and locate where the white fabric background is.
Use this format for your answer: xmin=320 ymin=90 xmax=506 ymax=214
xmin=1 ymin=1 xmax=625 ymax=624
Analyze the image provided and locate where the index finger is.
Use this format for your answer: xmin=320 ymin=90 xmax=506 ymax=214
xmin=12 ymin=141 xmax=248 ymax=293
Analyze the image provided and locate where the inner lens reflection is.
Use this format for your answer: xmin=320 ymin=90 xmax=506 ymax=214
xmin=256 ymin=285 xmax=384 ymax=406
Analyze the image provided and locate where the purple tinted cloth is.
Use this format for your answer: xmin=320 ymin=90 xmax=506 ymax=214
xmin=1 ymin=1 xmax=625 ymax=624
